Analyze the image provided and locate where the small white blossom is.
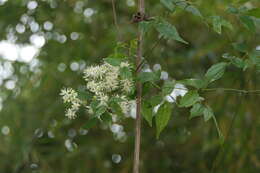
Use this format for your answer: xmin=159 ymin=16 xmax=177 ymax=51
xmin=86 ymin=106 xmax=94 ymax=114
xmin=65 ymin=108 xmax=77 ymax=119
xmin=121 ymin=79 xmax=133 ymax=93
xmin=83 ymin=65 xmax=104 ymax=80
xmin=129 ymin=100 xmax=136 ymax=119
xmin=97 ymin=93 xmax=109 ymax=106
xmin=165 ymin=83 xmax=188 ymax=103
xmin=119 ymin=100 xmax=130 ymax=115
xmin=160 ymin=71 xmax=169 ymax=80
xmin=60 ymin=88 xmax=81 ymax=119
xmin=153 ymin=64 xmax=161 ymax=71
xmin=60 ymin=88 xmax=78 ymax=103
xmin=120 ymin=61 xmax=130 ymax=68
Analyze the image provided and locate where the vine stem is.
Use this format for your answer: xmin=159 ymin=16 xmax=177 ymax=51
xmin=133 ymin=0 xmax=145 ymax=173
xmin=111 ymin=0 xmax=121 ymax=40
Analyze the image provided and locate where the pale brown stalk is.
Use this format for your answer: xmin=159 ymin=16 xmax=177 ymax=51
xmin=133 ymin=0 xmax=145 ymax=173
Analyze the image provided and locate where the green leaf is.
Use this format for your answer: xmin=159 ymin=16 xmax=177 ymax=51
xmin=179 ymin=90 xmax=202 ymax=108
xmin=113 ymin=42 xmax=128 ymax=59
xmin=109 ymin=99 xmax=124 ymax=116
xmin=232 ymin=42 xmax=248 ymax=53
xmin=150 ymin=95 xmax=164 ymax=107
xmin=84 ymin=118 xmax=99 ymax=129
xmin=156 ymin=102 xmax=173 ymax=138
xmin=90 ymin=100 xmax=100 ymax=112
xmin=205 ymin=62 xmax=228 ymax=83
xmin=77 ymin=90 xmax=93 ymax=101
xmin=160 ymin=0 xmax=175 ymax=12
xmin=95 ymin=106 xmax=107 ymax=117
xmin=210 ymin=16 xmax=233 ymax=34
xmin=239 ymin=15 xmax=255 ymax=32
xmin=100 ymin=112 xmax=112 ymax=125
xmin=245 ymin=8 xmax=260 ymax=18
xmin=138 ymin=72 xmax=160 ymax=83
xmin=243 ymin=59 xmax=253 ymax=71
xmin=154 ymin=19 xmax=188 ymax=44
xmin=120 ymin=67 xmax=132 ymax=79
xmin=227 ymin=6 xmax=239 ymax=14
xmin=231 ymin=58 xmax=245 ymax=69
xmin=249 ymin=50 xmax=260 ymax=65
xmin=139 ymin=21 xmax=154 ymax=34
xmin=203 ymin=105 xmax=214 ymax=122
xmin=129 ymin=39 xmax=138 ymax=57
xmin=185 ymin=5 xmax=203 ymax=18
xmin=163 ymin=0 xmax=202 ymax=18
xmin=104 ymin=57 xmax=123 ymax=66
xmin=222 ymin=53 xmax=245 ymax=69
xmin=142 ymin=101 xmax=153 ymax=127
xmin=162 ymin=80 xmax=176 ymax=95
xmin=179 ymin=78 xmax=208 ymax=89
xmin=190 ymin=103 xmax=205 ymax=119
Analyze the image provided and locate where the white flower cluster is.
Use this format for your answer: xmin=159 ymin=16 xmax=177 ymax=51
xmin=60 ymin=88 xmax=81 ymax=119
xmin=60 ymin=60 xmax=134 ymax=120
xmin=83 ymin=61 xmax=134 ymax=110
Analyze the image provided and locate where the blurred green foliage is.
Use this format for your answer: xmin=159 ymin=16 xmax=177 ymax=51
xmin=0 ymin=0 xmax=259 ymax=172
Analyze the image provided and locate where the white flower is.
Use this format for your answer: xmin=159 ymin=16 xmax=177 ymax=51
xmin=60 ymin=88 xmax=82 ymax=119
xmin=60 ymin=88 xmax=78 ymax=103
xmin=97 ymin=93 xmax=109 ymax=106
xmin=153 ymin=64 xmax=161 ymax=71
xmin=83 ymin=65 xmax=104 ymax=80
xmin=153 ymin=103 xmax=162 ymax=114
xmin=165 ymin=83 xmax=188 ymax=103
xmin=120 ymin=62 xmax=130 ymax=68
xmin=160 ymin=71 xmax=168 ymax=80
xmin=121 ymin=79 xmax=133 ymax=93
xmin=119 ymin=100 xmax=130 ymax=115
xmin=65 ymin=108 xmax=77 ymax=119
xmin=86 ymin=106 xmax=94 ymax=114
xmin=129 ymin=100 xmax=136 ymax=119
xmin=104 ymin=74 xmax=119 ymax=91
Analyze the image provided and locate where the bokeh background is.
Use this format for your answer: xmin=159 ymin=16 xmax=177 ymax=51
xmin=0 ymin=0 xmax=259 ymax=172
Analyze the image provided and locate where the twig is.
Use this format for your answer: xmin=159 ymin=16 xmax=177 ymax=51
xmin=202 ymin=88 xmax=260 ymax=94
xmin=133 ymin=0 xmax=145 ymax=172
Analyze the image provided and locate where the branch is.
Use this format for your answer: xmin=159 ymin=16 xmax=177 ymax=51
xmin=133 ymin=0 xmax=145 ymax=172
xmin=202 ymin=88 xmax=260 ymax=94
